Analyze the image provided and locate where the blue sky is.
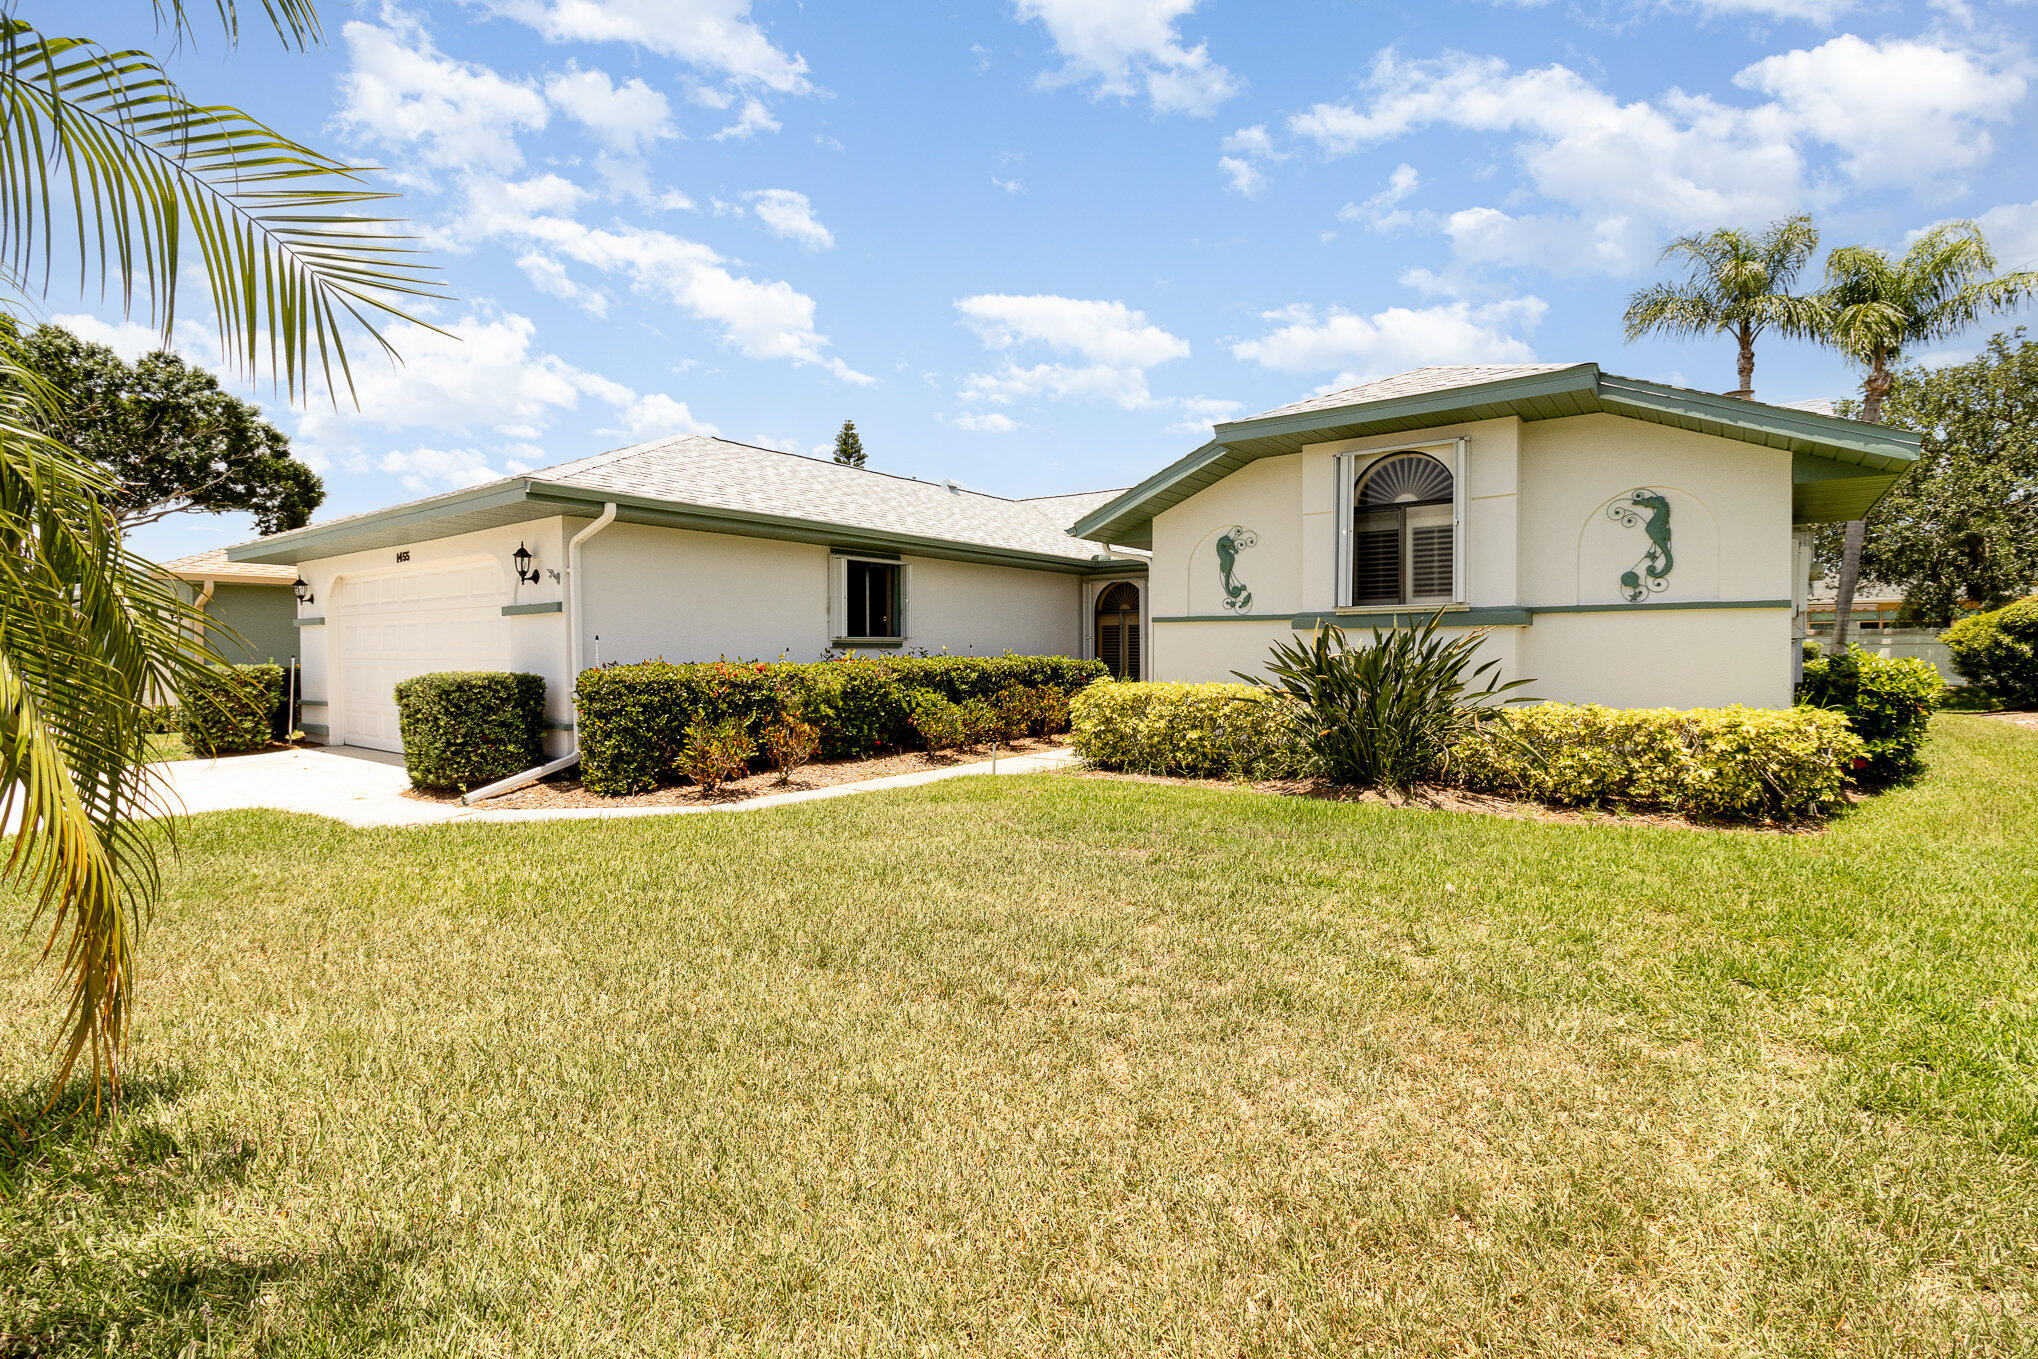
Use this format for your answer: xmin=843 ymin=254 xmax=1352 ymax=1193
xmin=67 ymin=0 xmax=2038 ymax=562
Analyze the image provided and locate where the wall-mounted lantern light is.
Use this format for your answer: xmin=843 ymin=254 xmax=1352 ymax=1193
xmin=513 ymin=542 xmax=540 ymax=585
xmin=293 ymin=578 xmax=314 ymax=606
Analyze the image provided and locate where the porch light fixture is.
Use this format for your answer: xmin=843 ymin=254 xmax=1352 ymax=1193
xmin=293 ymin=578 xmax=314 ymax=605
xmin=513 ymin=542 xmax=540 ymax=584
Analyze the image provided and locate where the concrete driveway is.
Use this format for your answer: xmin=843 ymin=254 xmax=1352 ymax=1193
xmin=147 ymin=743 xmax=1078 ymax=829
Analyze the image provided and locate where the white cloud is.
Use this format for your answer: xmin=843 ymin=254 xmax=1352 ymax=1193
xmin=954 ymin=294 xmax=1189 ymax=410
xmin=743 ymin=188 xmax=834 ymax=250
xmin=1218 ymin=156 xmax=1266 ymax=197
xmin=1014 ymin=0 xmax=1239 ymax=115
xmin=1169 ymin=395 xmax=1244 ymax=433
xmin=1230 ymin=298 xmax=1547 ymax=384
xmin=516 ymin=251 xmax=611 ymax=316
xmin=992 ymin=175 xmax=1027 ymax=194
xmin=337 ymin=12 xmax=549 ymax=175
xmin=372 ymin=445 xmax=534 ymax=494
xmin=1974 ymin=199 xmax=2038 ymax=271
xmin=713 ymin=96 xmax=782 ymax=140
xmin=544 ymin=65 xmax=676 ymax=152
xmin=1735 ymin=36 xmax=2027 ymax=183
xmin=612 ymin=392 xmax=720 ymax=439
xmin=478 ymin=0 xmax=812 ymax=93
xmin=948 ymin=411 xmax=1020 ymax=432
xmin=1222 ymin=123 xmax=1280 ymax=159
xmin=458 ymin=190 xmax=868 ymax=381
xmin=1337 ymin=162 xmax=1419 ymax=229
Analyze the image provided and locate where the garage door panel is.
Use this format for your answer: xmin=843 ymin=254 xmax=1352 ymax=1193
xmin=337 ymin=562 xmax=509 ymax=752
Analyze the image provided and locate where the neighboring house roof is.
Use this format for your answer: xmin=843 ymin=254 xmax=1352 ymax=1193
xmin=229 ymin=434 xmax=1137 ymax=574
xmin=1071 ymin=363 xmax=1923 ymax=549
xmin=1019 ymin=489 xmax=1135 ymax=531
xmin=160 ymin=545 xmax=299 ymax=586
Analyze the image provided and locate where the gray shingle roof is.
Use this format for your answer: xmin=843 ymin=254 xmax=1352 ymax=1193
xmin=1249 ymin=364 xmax=1582 ymax=421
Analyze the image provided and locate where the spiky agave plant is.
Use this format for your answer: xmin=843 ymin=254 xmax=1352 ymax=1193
xmin=1238 ymin=613 xmax=1534 ymax=793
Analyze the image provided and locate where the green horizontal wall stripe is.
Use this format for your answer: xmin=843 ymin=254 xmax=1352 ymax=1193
xmin=832 ymin=638 xmax=905 ymax=649
xmin=502 ymin=600 xmax=563 ymax=615
xmin=297 ymin=699 xmax=327 ymax=708
xmin=299 ymin=723 xmax=328 ymax=736
xmin=1528 ymin=599 xmax=1791 ymax=614
xmin=293 ymin=616 xmax=324 ymax=627
xmin=1157 ymin=599 xmax=1793 ymax=629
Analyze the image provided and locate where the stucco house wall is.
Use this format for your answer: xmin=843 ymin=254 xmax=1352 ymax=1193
xmin=1148 ymin=411 xmax=1796 ymax=707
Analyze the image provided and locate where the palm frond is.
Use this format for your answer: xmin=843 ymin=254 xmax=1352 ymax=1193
xmin=0 ymin=19 xmax=445 ymax=401
xmin=1622 ymin=283 xmax=1721 ymax=342
xmin=151 ymin=0 xmax=324 ymax=51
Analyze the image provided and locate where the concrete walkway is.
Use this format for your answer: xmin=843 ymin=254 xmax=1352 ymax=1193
xmin=145 ymin=743 xmax=1080 ymax=829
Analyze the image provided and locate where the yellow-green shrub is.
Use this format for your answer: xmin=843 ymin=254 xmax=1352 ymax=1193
xmin=1069 ymin=681 xmax=1305 ymax=780
xmin=1453 ymin=703 xmax=1863 ymax=821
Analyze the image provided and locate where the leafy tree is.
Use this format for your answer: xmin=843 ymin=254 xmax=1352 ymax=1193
xmin=1816 ymin=222 xmax=2038 ymax=650
xmin=0 ymin=0 xmax=437 ymax=1096
xmin=1811 ymin=332 xmax=2038 ymax=623
xmin=833 ymin=419 xmax=866 ymax=468
xmin=1621 ymin=216 xmax=1823 ymax=397
xmin=15 ymin=324 xmax=322 ymax=535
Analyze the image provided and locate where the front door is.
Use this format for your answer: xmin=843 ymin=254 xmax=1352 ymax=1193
xmin=1095 ymin=582 xmax=1141 ymax=680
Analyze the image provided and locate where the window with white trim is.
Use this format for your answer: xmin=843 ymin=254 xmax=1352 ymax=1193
xmin=834 ymin=556 xmax=905 ymax=642
xmin=1335 ymin=444 xmax=1466 ymax=608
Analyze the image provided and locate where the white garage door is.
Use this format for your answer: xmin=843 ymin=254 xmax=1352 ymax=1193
xmin=336 ymin=561 xmax=510 ymax=751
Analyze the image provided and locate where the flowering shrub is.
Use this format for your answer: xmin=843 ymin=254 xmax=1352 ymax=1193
xmin=905 ymin=690 xmax=965 ymax=751
xmin=1069 ymin=681 xmax=1306 ymax=780
xmin=1453 ymin=703 xmax=1863 ymax=821
xmin=678 ymin=716 xmax=756 ymax=795
xmin=577 ymin=654 xmax=1105 ymax=795
xmin=1798 ymin=645 xmax=1944 ymax=784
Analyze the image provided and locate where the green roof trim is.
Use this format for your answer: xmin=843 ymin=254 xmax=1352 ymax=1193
xmin=1068 ymin=364 xmax=1921 ymax=547
xmin=502 ymin=600 xmax=563 ymax=616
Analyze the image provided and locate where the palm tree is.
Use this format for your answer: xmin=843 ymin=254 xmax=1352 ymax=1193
xmin=1819 ymin=222 xmax=2037 ymax=652
xmin=1622 ymin=216 xmax=1824 ymax=398
xmin=0 ymin=2 xmax=440 ymax=1097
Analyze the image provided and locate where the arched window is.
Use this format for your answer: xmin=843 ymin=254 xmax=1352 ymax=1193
xmin=1351 ymin=452 xmax=1455 ymax=606
xmin=1095 ymin=581 xmax=1141 ymax=680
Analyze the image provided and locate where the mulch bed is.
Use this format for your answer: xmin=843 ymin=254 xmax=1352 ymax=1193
xmin=1065 ymin=766 xmax=1838 ymax=835
xmin=1979 ymin=711 xmax=2038 ymax=732
xmin=407 ymin=736 xmax=1070 ymax=811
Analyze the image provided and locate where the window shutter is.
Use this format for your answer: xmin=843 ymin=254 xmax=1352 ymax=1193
xmin=1451 ymin=437 xmax=1468 ymax=604
xmin=1333 ymin=452 xmax=1356 ymax=608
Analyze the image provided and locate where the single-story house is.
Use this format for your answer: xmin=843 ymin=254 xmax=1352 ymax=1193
xmin=227 ymin=362 xmax=1918 ymax=756
xmin=1068 ymin=363 xmax=1919 ymax=710
xmin=163 ymin=546 xmax=300 ymax=668
xmin=227 ymin=435 xmax=1146 ymax=752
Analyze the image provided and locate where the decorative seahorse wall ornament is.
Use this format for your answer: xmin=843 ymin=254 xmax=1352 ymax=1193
xmin=1215 ymin=526 xmax=1258 ymax=613
xmin=1607 ymin=489 xmax=1673 ymax=602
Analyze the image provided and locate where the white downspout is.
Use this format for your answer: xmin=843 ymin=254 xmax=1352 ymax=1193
xmin=461 ymin=503 xmax=619 ymax=805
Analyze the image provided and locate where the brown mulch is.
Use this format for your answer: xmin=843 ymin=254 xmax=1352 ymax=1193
xmin=1065 ymin=766 xmax=1838 ymax=835
xmin=407 ymin=736 xmax=1071 ymax=810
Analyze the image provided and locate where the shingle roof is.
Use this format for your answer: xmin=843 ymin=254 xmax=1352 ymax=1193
xmin=1251 ymin=364 xmax=1582 ymax=420
xmin=530 ymin=435 xmax=1122 ymax=561
xmin=159 ymin=545 xmax=298 ymax=584
xmin=230 ymin=434 xmax=1134 ymax=567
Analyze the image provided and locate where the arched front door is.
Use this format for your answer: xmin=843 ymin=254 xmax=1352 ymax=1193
xmin=1095 ymin=582 xmax=1141 ymax=680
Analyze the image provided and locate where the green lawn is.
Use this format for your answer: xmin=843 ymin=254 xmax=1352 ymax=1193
xmin=4 ymin=716 xmax=2036 ymax=1356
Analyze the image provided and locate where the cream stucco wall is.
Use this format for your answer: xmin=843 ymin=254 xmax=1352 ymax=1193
xmin=295 ymin=516 xmax=1100 ymax=751
xmin=1148 ymin=410 xmax=1798 ymax=707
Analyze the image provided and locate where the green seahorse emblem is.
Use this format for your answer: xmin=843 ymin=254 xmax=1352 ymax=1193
xmin=1608 ymin=489 xmax=1673 ymax=602
xmin=1215 ymin=526 xmax=1257 ymax=613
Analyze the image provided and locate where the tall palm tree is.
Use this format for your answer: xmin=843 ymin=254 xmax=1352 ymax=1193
xmin=1820 ymin=222 xmax=2037 ymax=652
xmin=1622 ymin=216 xmax=1824 ymax=398
xmin=1 ymin=1 xmax=440 ymax=1097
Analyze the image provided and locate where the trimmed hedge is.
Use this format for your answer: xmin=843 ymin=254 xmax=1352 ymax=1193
xmin=1943 ymin=597 xmax=2038 ymax=708
xmin=576 ymin=655 xmax=1106 ymax=795
xmin=1453 ymin=703 xmax=1864 ymax=821
xmin=395 ymin=671 xmax=546 ymax=793
xmin=1069 ymin=681 xmax=1306 ymax=780
xmin=181 ymin=664 xmax=284 ymax=757
xmin=1797 ymin=645 xmax=1943 ymax=784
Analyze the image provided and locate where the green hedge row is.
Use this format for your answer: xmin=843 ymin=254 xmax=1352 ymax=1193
xmin=1068 ymin=681 xmax=1305 ymax=780
xmin=1943 ymin=597 xmax=2038 ymax=709
xmin=577 ymin=655 xmax=1107 ymax=795
xmin=1454 ymin=703 xmax=1864 ymax=821
xmin=395 ymin=672 xmax=547 ymax=793
xmin=180 ymin=664 xmax=285 ymax=757
xmin=1797 ymin=644 xmax=1943 ymax=784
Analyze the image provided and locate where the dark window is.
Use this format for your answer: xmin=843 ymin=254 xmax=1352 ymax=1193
xmin=1095 ymin=581 xmax=1141 ymax=680
xmin=1351 ymin=452 xmax=1455 ymax=606
xmin=845 ymin=559 xmax=901 ymax=638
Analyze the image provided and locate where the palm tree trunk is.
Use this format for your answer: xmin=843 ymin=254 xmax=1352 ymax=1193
xmin=1732 ymin=323 xmax=1755 ymax=398
xmin=1830 ymin=354 xmax=1891 ymax=654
